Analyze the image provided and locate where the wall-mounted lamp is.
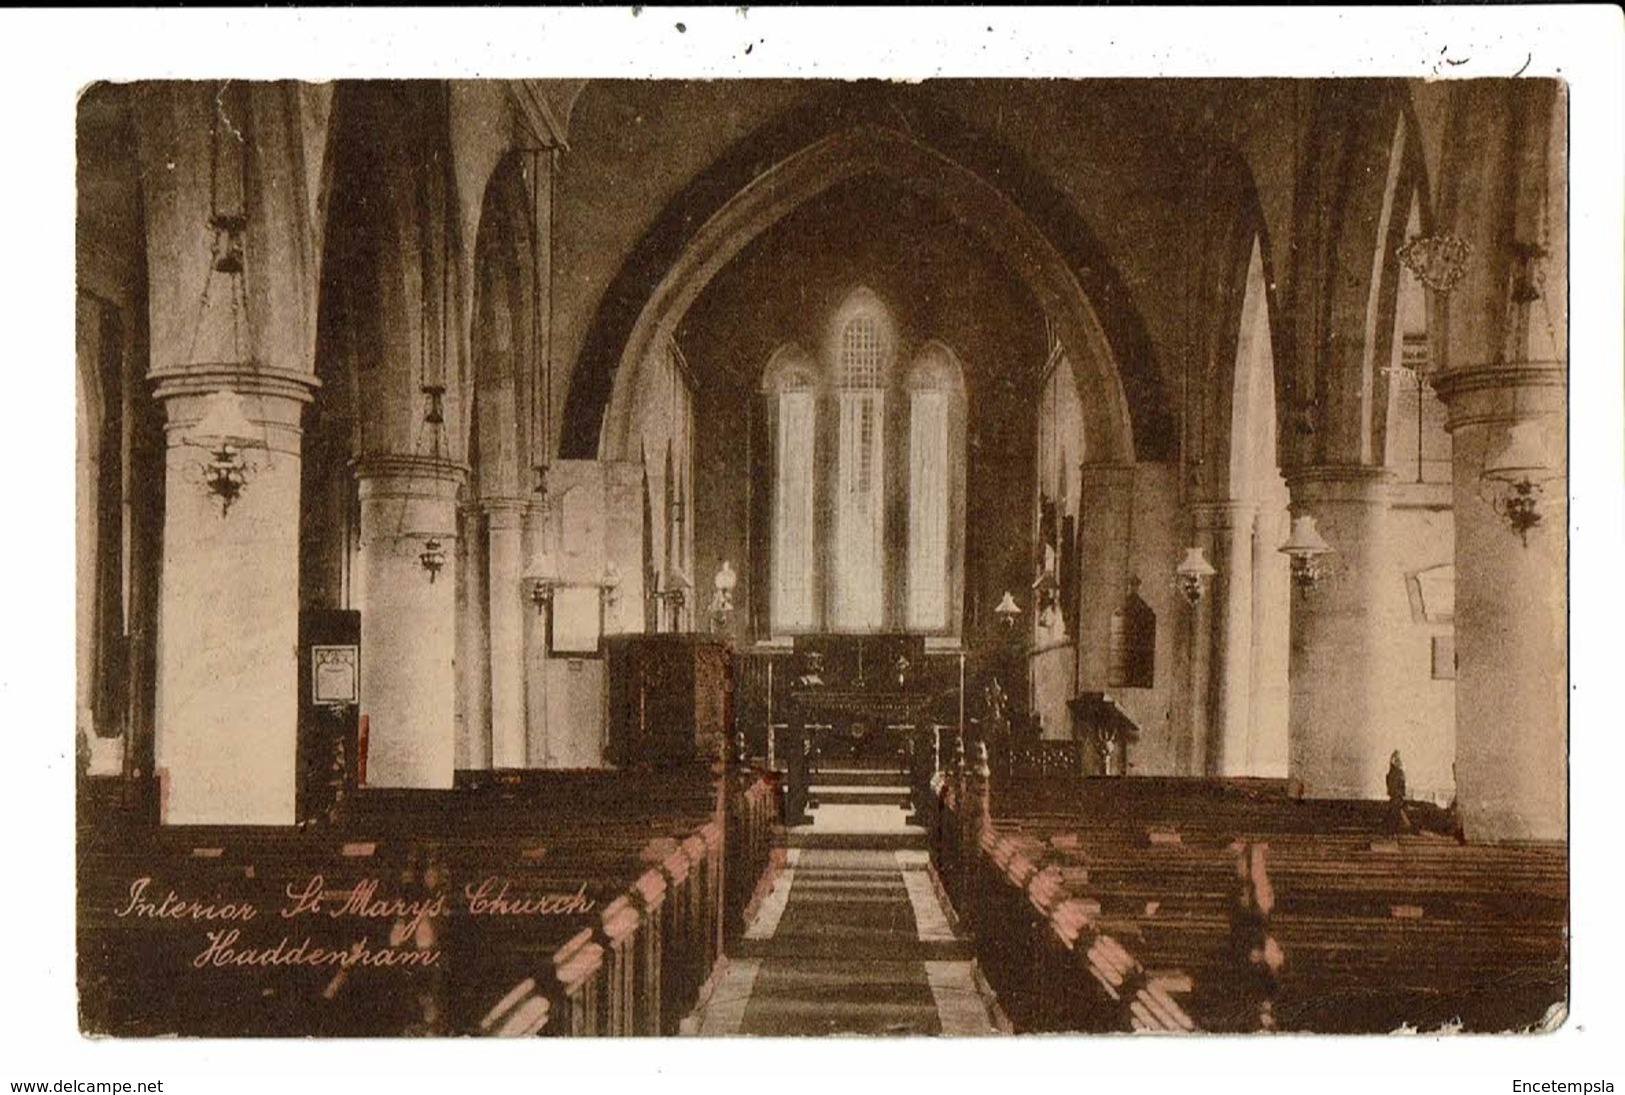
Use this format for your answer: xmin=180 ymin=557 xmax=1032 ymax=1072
xmin=1279 ymin=515 xmax=1334 ymax=594
xmin=1482 ymin=421 xmax=1557 ymax=548
xmin=1174 ymin=547 xmax=1217 ymax=606
xmin=709 ymin=560 xmax=738 ymax=633
xmin=1032 ymin=566 xmax=1061 ymax=630
xmin=418 ymin=537 xmax=448 ymax=583
xmin=190 ymin=390 xmax=260 ymax=517
xmin=994 ymin=590 xmax=1022 ymax=629
xmin=601 ymin=560 xmax=622 ymax=611
xmin=525 ymin=546 xmax=560 ymax=613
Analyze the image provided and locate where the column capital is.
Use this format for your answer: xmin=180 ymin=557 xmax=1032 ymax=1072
xmin=480 ymin=496 xmax=527 ymax=529
xmin=150 ymin=364 xmax=321 ymax=457
xmin=354 ymin=456 xmax=468 ymax=520
xmin=354 ymin=453 xmax=469 ymax=488
xmin=1428 ymin=362 xmax=1567 ymax=433
xmin=1078 ymin=461 xmax=1138 ymax=484
xmin=1283 ymin=464 xmax=1395 ymax=504
xmin=1189 ymin=499 xmax=1259 ymax=532
xmin=149 ymin=362 xmax=322 ymax=405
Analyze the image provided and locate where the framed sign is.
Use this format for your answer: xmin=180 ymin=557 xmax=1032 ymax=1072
xmin=548 ymin=585 xmax=604 ymax=657
xmin=311 ymin=645 xmax=359 ymax=705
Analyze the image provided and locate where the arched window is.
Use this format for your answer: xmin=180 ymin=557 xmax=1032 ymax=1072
xmin=906 ymin=343 xmax=966 ymax=632
xmin=763 ymin=345 xmax=818 ymax=632
xmin=758 ymin=295 xmax=967 ymax=640
xmin=830 ymin=303 xmax=891 ymax=631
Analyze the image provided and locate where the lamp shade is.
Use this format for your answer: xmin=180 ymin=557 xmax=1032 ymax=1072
xmin=1483 ymin=421 xmax=1553 ymax=483
xmin=1174 ymin=546 xmax=1217 ymax=581
xmin=1278 ymin=515 xmax=1333 ymax=560
xmin=602 ymin=560 xmax=621 ymax=590
xmin=714 ymin=559 xmax=738 ymax=594
xmin=993 ymin=591 xmax=1022 ymax=620
xmin=523 ymin=547 xmax=560 ymax=586
xmin=663 ymin=565 xmax=693 ymax=594
xmin=192 ymin=390 xmax=258 ymax=448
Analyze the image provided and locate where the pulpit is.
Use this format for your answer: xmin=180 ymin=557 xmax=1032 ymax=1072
xmin=605 ymin=634 xmax=731 ymax=768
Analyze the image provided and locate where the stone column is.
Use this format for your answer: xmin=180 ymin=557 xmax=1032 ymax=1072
xmin=132 ymin=81 xmax=331 ymax=824
xmin=485 ymin=498 xmax=528 ymax=768
xmin=1284 ymin=466 xmax=1400 ymax=800
xmin=1432 ymin=368 xmax=1566 ymax=841
xmin=1427 ymin=81 xmax=1566 ymax=841
xmin=523 ymin=498 xmax=556 ymax=766
xmin=456 ymin=499 xmax=490 ymax=771
xmin=1247 ymin=498 xmax=1293 ymax=777
xmin=354 ymin=454 xmax=466 ymax=788
xmin=1196 ymin=502 xmax=1262 ymax=776
xmin=150 ymin=365 xmax=318 ymax=824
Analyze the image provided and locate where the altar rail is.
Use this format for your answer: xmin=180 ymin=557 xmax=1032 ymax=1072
xmin=732 ymin=644 xmax=967 ymax=768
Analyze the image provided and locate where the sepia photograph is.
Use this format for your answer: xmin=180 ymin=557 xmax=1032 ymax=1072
xmin=10 ymin=5 xmax=1624 ymax=1091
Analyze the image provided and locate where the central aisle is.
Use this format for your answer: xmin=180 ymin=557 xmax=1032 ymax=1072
xmin=690 ymin=800 xmax=1005 ymax=1036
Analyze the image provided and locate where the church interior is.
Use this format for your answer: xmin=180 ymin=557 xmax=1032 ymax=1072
xmin=74 ymin=77 xmax=1568 ymax=1036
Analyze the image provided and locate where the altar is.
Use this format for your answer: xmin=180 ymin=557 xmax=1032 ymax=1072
xmin=771 ymin=634 xmax=962 ymax=822
xmin=785 ymin=685 xmax=940 ymax=764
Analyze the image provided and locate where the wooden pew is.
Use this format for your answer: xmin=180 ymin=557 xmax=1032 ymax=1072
xmin=930 ymin=765 xmax=1566 ymax=1034
xmin=77 ymin=765 xmax=781 ymax=1038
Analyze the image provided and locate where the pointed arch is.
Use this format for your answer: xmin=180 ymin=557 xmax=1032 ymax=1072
xmin=580 ymin=123 xmax=1157 ymax=466
xmin=1286 ymin=82 xmax=1431 ymax=468
xmin=470 ymin=152 xmax=539 ymax=500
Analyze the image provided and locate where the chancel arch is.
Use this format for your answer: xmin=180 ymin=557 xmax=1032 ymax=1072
xmin=586 ymin=123 xmax=1151 ymax=470
xmin=460 ymin=152 xmax=544 ymax=771
xmin=1371 ymin=174 xmax=1458 ymax=805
